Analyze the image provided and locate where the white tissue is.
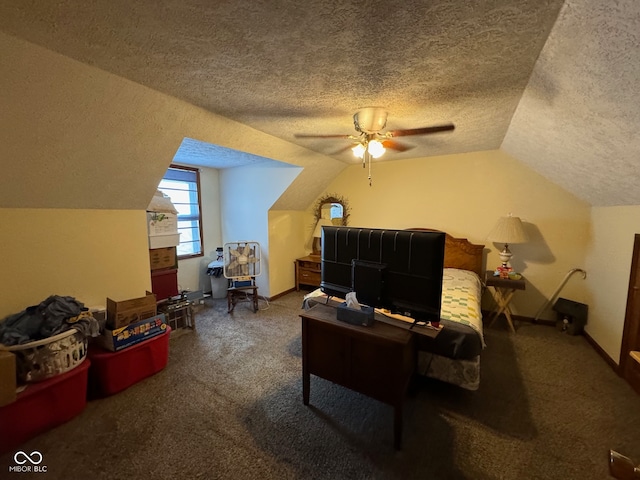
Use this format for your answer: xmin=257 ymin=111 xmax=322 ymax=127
xmin=345 ymin=292 xmax=361 ymax=310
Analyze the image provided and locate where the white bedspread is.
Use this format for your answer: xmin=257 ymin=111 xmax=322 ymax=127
xmin=440 ymin=268 xmax=484 ymax=346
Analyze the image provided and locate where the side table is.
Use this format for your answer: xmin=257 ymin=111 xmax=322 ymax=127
xmin=295 ymin=255 xmax=322 ymax=291
xmin=485 ymin=271 xmax=526 ymax=333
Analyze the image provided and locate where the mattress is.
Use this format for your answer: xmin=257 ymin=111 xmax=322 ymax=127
xmin=418 ymin=268 xmax=484 ymax=360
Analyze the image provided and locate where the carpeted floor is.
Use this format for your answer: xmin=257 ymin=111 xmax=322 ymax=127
xmin=1 ymin=291 xmax=639 ymax=479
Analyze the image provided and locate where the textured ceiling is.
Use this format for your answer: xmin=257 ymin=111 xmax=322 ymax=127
xmin=1 ymin=0 xmax=639 ymax=206
xmin=173 ymin=138 xmax=277 ymax=169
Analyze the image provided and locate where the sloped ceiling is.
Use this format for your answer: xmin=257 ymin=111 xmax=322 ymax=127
xmin=0 ymin=0 xmax=638 ymax=207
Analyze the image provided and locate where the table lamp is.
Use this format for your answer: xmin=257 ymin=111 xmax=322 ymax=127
xmin=312 ymin=218 xmax=333 ymax=256
xmin=487 ymin=214 xmax=528 ymax=272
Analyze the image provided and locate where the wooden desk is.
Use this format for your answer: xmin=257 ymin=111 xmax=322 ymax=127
xmin=300 ymin=303 xmax=415 ymax=449
xmin=485 ymin=271 xmax=526 ymax=333
xmin=295 ymin=255 xmax=321 ymax=290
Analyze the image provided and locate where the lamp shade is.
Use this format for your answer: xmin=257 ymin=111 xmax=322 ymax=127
xmin=313 ymin=218 xmax=333 ymax=239
xmin=367 ymin=139 xmax=386 ymax=158
xmin=352 ymin=143 xmax=366 ymax=159
xmin=487 ymin=214 xmax=528 ymax=244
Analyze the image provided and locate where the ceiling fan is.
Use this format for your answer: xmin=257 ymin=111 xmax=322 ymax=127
xmin=294 ymin=107 xmax=455 ymax=185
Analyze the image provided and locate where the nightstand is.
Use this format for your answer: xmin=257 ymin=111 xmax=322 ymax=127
xmin=485 ymin=271 xmax=526 ymax=333
xmin=295 ymin=255 xmax=321 ymax=291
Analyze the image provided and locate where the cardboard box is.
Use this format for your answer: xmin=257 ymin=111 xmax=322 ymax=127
xmin=149 ymin=233 xmax=181 ymax=249
xmin=149 ymin=247 xmax=178 ymax=271
xmin=106 ymin=292 xmax=157 ymax=329
xmin=0 ymin=351 xmax=16 ymax=407
xmin=147 ymin=212 xmax=178 ymax=236
xmin=98 ymin=314 xmax=168 ymax=352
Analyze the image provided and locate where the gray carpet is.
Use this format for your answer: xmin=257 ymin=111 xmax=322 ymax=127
xmin=2 ymin=291 xmax=639 ymax=479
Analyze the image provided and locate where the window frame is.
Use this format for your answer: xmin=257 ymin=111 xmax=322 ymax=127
xmin=158 ymin=164 xmax=204 ymax=260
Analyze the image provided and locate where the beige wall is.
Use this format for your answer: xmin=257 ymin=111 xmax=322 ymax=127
xmin=0 ymin=209 xmax=151 ymax=318
xmin=0 ymin=34 xmax=333 ymax=311
xmin=584 ymin=206 xmax=640 ymax=363
xmin=0 ymin=32 xmax=345 ymax=213
xmin=268 ymin=210 xmax=308 ymax=296
xmin=312 ymin=150 xmax=591 ymax=320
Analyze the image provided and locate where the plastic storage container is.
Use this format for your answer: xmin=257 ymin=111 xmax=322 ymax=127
xmin=87 ymin=327 xmax=170 ymax=398
xmin=0 ymin=328 xmax=87 ymax=383
xmin=0 ymin=359 xmax=91 ymax=454
xmin=207 ymin=260 xmax=228 ymax=299
xmin=553 ymin=298 xmax=588 ymax=335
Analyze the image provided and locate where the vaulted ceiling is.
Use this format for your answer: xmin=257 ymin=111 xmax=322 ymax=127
xmin=1 ymin=0 xmax=639 ymax=206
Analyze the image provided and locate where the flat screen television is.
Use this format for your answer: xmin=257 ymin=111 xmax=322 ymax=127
xmin=321 ymin=227 xmax=446 ymax=324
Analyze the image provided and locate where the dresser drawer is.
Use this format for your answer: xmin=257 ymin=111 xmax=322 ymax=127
xmin=295 ymin=256 xmax=322 ymax=290
xmin=298 ymin=260 xmax=320 ymax=270
xmin=298 ymin=268 xmax=321 ymax=286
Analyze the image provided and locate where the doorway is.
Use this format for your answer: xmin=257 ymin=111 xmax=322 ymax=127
xmin=621 ymin=234 xmax=640 ymax=394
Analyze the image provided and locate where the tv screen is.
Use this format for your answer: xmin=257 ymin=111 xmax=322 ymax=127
xmin=321 ymin=227 xmax=446 ymax=323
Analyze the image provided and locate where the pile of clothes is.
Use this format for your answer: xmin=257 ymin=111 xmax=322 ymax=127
xmin=0 ymin=295 xmax=100 ymax=346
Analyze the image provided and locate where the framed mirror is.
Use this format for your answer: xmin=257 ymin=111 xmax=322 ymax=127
xmin=313 ymin=194 xmax=350 ymax=227
xmin=311 ymin=194 xmax=350 ymax=255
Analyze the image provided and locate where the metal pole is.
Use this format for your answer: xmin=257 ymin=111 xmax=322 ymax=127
xmin=533 ymin=268 xmax=587 ymax=322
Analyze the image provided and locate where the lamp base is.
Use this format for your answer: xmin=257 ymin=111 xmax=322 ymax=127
xmin=312 ymin=237 xmax=321 ymax=256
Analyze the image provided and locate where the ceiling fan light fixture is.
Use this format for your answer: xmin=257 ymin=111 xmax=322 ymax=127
xmin=354 ymin=107 xmax=388 ymax=133
xmin=352 ymin=143 xmax=366 ymax=158
xmin=367 ymin=139 xmax=385 ymax=158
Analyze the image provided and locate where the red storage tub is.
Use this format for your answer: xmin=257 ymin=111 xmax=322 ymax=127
xmin=87 ymin=327 xmax=170 ymax=398
xmin=0 ymin=359 xmax=90 ymax=454
xmin=151 ymin=268 xmax=178 ymax=300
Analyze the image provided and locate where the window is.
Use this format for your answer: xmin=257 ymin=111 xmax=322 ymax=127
xmin=158 ymin=165 xmax=203 ymax=258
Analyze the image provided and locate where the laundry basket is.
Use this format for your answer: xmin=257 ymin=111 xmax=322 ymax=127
xmin=0 ymin=329 xmax=87 ymax=383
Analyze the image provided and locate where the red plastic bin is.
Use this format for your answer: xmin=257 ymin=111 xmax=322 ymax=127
xmin=87 ymin=327 xmax=170 ymax=398
xmin=0 ymin=359 xmax=91 ymax=454
xmin=151 ymin=268 xmax=179 ymax=300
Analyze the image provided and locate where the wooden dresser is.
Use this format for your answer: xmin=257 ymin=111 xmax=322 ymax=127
xmin=300 ymin=303 xmax=416 ymax=449
xmin=295 ymin=255 xmax=321 ymax=291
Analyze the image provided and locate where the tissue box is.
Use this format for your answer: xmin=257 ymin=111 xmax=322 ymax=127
xmin=336 ymin=303 xmax=375 ymax=327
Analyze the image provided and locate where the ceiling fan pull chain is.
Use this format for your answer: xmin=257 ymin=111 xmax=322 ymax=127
xmin=368 ymin=154 xmax=372 ymax=186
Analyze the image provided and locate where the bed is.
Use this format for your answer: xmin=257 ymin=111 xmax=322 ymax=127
xmin=409 ymin=229 xmax=485 ymax=390
xmin=303 ymin=229 xmax=485 ymax=390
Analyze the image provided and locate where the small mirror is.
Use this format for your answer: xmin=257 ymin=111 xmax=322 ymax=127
xmin=314 ymin=194 xmax=349 ymax=227
xmin=311 ymin=194 xmax=350 ymax=255
xmin=320 ymin=202 xmax=344 ymax=224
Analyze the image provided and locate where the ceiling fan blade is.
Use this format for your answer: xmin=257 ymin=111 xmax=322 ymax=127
xmin=331 ymin=144 xmax=357 ymax=155
xmin=389 ymin=124 xmax=455 ymax=137
xmin=294 ymin=133 xmax=357 ymax=139
xmin=382 ymin=139 xmax=414 ymax=152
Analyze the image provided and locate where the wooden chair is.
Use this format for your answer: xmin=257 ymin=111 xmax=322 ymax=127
xmin=227 ymin=279 xmax=258 ymax=313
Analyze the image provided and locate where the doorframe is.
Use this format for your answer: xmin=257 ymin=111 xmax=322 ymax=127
xmin=620 ymin=234 xmax=640 ymax=392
